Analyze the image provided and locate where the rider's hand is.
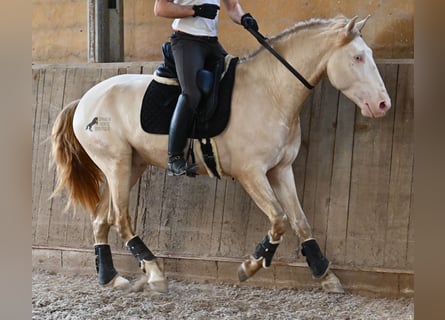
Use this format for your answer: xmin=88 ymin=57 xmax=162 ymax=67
xmin=193 ymin=4 xmax=220 ymax=19
xmin=241 ymin=13 xmax=259 ymax=32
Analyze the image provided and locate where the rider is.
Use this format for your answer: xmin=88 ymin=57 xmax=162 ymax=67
xmin=154 ymin=0 xmax=259 ymax=176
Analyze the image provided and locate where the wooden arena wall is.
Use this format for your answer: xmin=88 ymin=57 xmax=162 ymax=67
xmin=32 ymin=60 xmax=414 ymax=297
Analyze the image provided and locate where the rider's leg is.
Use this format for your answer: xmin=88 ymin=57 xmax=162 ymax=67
xmin=167 ymin=34 xmax=208 ymax=175
xmin=167 ymin=94 xmax=198 ymax=175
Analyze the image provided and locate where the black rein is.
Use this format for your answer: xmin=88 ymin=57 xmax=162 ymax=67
xmin=246 ymin=27 xmax=315 ymax=90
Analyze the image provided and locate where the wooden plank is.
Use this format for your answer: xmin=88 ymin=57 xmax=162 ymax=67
xmin=209 ymin=178 xmax=228 ymax=255
xmin=32 ymin=68 xmax=45 ymax=243
xmin=184 ymin=176 xmax=220 ymax=255
xmin=141 ymin=62 xmax=161 ymax=75
xmin=274 ymin=264 xmax=317 ymax=289
xmin=156 ymin=175 xmax=184 ymax=253
xmin=136 ymin=166 xmax=167 ymax=252
xmin=44 ymin=68 xmax=70 ymax=247
xmin=384 ymin=64 xmax=414 ymax=268
xmin=32 ymin=248 xmax=62 ymax=271
xmin=333 ymin=269 xmax=408 ymax=298
xmin=160 ymin=175 xmax=218 ymax=255
xmin=33 ymin=68 xmax=67 ymax=246
xmin=274 ymin=230 xmax=299 ymax=261
xmin=216 ymin=261 xmax=240 ymax=283
xmin=299 ymin=80 xmax=324 ymax=231
xmin=62 ymin=251 xmax=96 ymax=274
xmin=400 ymin=273 xmax=414 ymax=296
xmin=345 ymin=64 xmax=398 ymax=267
xmin=32 ymin=67 xmax=49 ymax=245
xmin=325 ymin=93 xmax=356 ymax=264
xmin=124 ymin=64 xmax=143 ymax=74
xmin=293 ymin=91 xmax=314 ymax=199
xmin=61 ymin=66 xmax=104 ymax=103
xmin=173 ymin=259 xmax=218 ymax=282
xmin=406 ymin=205 xmax=414 ymax=269
xmin=157 ymin=175 xmax=220 ymax=255
xmin=217 ymin=179 xmax=252 ymax=257
xmin=99 ymin=66 xmax=121 ymax=81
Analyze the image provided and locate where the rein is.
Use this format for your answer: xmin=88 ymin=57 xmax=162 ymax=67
xmin=246 ymin=28 xmax=315 ymax=90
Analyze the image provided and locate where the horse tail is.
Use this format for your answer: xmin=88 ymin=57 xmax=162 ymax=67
xmin=50 ymin=99 xmax=103 ymax=213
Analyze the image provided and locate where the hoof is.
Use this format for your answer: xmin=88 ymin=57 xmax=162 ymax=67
xmin=238 ymin=258 xmax=263 ymax=282
xmin=148 ymin=280 xmax=168 ymax=293
xmin=129 ymin=275 xmax=148 ymax=293
xmin=238 ymin=264 xmax=249 ymax=282
xmin=321 ymin=271 xmax=344 ymax=294
xmin=140 ymin=259 xmax=168 ymax=293
xmin=106 ymin=275 xmax=130 ymax=290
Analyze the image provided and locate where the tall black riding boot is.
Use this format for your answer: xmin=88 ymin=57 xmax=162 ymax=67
xmin=168 ymin=94 xmax=198 ymax=176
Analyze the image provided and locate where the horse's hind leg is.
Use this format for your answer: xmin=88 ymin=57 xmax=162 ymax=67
xmin=105 ymin=151 xmax=167 ymax=293
xmin=91 ymin=185 xmax=130 ymax=289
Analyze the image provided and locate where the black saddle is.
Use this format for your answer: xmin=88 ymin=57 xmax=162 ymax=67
xmin=140 ymin=42 xmax=238 ymax=139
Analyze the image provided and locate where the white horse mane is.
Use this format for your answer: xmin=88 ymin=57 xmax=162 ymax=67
xmin=240 ymin=15 xmax=354 ymax=62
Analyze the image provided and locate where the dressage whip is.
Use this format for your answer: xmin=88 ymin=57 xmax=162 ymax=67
xmin=245 ymin=27 xmax=315 ymax=90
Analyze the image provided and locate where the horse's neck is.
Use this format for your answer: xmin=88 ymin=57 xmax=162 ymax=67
xmin=239 ymin=28 xmax=335 ymax=123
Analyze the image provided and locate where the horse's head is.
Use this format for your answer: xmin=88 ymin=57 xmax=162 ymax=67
xmin=326 ymin=16 xmax=391 ymax=118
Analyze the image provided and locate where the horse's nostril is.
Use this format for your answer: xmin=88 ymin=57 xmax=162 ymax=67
xmin=379 ymin=101 xmax=387 ymax=110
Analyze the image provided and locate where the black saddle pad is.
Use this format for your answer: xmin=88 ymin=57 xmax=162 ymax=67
xmin=140 ymin=57 xmax=238 ymax=138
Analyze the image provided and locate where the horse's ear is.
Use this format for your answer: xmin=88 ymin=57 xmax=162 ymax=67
xmin=356 ymin=15 xmax=371 ymax=32
xmin=338 ymin=16 xmax=360 ymax=44
xmin=345 ymin=16 xmax=358 ymax=34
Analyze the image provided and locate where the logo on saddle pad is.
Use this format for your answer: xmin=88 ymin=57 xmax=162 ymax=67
xmin=140 ymin=55 xmax=238 ymax=139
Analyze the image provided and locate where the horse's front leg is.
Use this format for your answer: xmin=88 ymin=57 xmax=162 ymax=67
xmin=267 ymin=164 xmax=344 ymax=293
xmin=236 ymin=170 xmax=288 ymax=281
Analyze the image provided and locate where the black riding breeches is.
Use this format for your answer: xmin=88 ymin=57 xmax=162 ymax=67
xmin=170 ymin=31 xmax=227 ymax=112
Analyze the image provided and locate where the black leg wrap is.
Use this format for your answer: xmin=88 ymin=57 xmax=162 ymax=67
xmin=252 ymin=234 xmax=281 ymax=268
xmin=301 ymin=239 xmax=330 ymax=279
xmin=94 ymin=244 xmax=118 ymax=285
xmin=126 ymin=236 xmax=156 ymax=265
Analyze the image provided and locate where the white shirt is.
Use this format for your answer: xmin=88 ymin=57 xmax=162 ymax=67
xmin=172 ymin=0 xmax=220 ymax=37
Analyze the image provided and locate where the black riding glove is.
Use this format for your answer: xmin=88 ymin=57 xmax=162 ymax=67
xmin=193 ymin=4 xmax=220 ymax=19
xmin=241 ymin=13 xmax=259 ymax=32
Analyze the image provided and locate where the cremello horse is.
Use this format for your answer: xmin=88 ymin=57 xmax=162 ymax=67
xmin=51 ymin=16 xmax=391 ymax=293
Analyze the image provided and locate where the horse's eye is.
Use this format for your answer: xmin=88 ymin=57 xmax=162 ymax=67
xmin=354 ymin=55 xmax=364 ymax=63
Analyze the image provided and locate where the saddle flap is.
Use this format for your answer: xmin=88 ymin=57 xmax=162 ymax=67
xmin=197 ymin=59 xmax=224 ymax=122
